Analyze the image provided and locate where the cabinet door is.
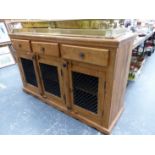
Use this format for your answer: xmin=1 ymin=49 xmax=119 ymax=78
xmin=66 ymin=62 xmax=106 ymax=123
xmin=17 ymin=53 xmax=41 ymax=94
xmin=37 ymin=56 xmax=64 ymax=104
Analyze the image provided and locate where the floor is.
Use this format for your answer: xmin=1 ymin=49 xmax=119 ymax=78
xmin=0 ymin=53 xmax=155 ymax=135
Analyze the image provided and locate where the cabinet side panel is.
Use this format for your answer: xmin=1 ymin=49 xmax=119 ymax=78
xmin=102 ymin=48 xmax=117 ymax=128
xmin=109 ymin=39 xmax=134 ymax=128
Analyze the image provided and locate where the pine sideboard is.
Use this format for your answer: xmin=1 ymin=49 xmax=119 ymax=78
xmin=9 ymin=32 xmax=136 ymax=134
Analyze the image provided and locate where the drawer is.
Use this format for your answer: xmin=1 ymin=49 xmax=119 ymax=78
xmin=11 ymin=39 xmax=31 ymax=52
xmin=61 ymin=45 xmax=109 ymax=66
xmin=31 ymin=41 xmax=59 ymax=57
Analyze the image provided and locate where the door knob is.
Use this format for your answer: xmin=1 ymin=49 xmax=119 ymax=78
xmin=63 ymin=63 xmax=67 ymax=68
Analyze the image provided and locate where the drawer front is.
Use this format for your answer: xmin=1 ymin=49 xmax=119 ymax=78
xmin=61 ymin=45 xmax=109 ymax=66
xmin=31 ymin=41 xmax=59 ymax=57
xmin=11 ymin=39 xmax=31 ymax=52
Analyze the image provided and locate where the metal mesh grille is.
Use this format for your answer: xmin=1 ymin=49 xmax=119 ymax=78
xmin=72 ymin=71 xmax=98 ymax=113
xmin=21 ymin=58 xmax=38 ymax=87
xmin=40 ymin=63 xmax=61 ymax=97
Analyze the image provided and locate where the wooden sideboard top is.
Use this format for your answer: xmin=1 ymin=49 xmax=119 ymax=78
xmin=9 ymin=32 xmax=136 ymax=48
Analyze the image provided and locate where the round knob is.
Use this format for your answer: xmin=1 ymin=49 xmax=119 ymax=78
xmin=18 ymin=44 xmax=22 ymax=48
xmin=79 ymin=52 xmax=85 ymax=59
xmin=63 ymin=63 xmax=67 ymax=68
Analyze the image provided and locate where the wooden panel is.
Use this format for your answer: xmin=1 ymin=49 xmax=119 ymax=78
xmin=62 ymin=60 xmax=72 ymax=110
xmin=108 ymin=39 xmax=134 ymax=129
xmin=98 ymin=77 xmax=106 ymax=124
xmin=71 ymin=61 xmax=105 ymax=78
xmin=101 ymin=49 xmax=117 ymax=128
xmin=31 ymin=41 xmax=59 ymax=57
xmin=61 ymin=44 xmax=109 ymax=66
xmin=11 ymin=39 xmax=31 ymax=52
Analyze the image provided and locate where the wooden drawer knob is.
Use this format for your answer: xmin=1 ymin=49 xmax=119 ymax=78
xmin=79 ymin=52 xmax=85 ymax=59
xmin=18 ymin=44 xmax=22 ymax=48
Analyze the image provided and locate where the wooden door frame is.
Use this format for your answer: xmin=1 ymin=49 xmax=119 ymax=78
xmin=36 ymin=55 xmax=65 ymax=105
xmin=17 ymin=52 xmax=42 ymax=95
xmin=66 ymin=61 xmax=106 ymax=124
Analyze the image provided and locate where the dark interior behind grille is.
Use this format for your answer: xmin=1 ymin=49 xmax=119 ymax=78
xmin=21 ymin=58 xmax=38 ymax=87
xmin=40 ymin=63 xmax=61 ymax=97
xmin=72 ymin=71 xmax=98 ymax=113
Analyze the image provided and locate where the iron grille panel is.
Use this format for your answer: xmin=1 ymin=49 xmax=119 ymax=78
xmin=40 ymin=63 xmax=61 ymax=97
xmin=72 ymin=71 xmax=98 ymax=114
xmin=21 ymin=58 xmax=38 ymax=87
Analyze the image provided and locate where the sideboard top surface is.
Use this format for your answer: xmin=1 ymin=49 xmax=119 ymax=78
xmin=9 ymin=32 xmax=136 ymax=48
